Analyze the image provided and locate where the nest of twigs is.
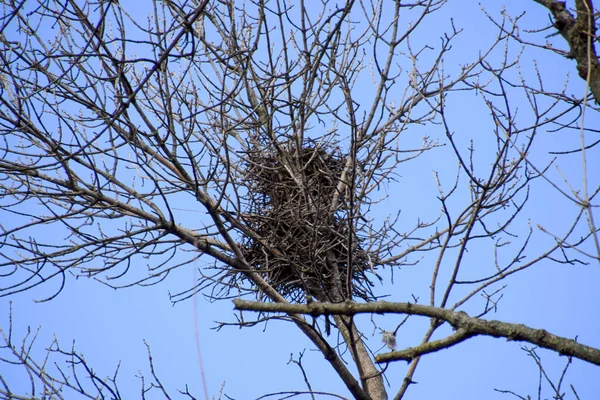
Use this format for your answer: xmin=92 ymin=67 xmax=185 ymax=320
xmin=239 ymin=141 xmax=378 ymax=303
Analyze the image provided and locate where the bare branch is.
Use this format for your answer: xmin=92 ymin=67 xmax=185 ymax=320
xmin=234 ymin=300 xmax=600 ymax=366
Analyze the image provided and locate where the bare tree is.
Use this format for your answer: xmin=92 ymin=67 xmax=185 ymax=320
xmin=0 ymin=0 xmax=598 ymax=399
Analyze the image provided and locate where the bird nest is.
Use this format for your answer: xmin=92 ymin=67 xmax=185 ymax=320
xmin=238 ymin=141 xmax=378 ymax=303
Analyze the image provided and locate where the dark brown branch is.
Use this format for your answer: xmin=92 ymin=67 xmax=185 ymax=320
xmin=534 ymin=0 xmax=600 ymax=104
xmin=379 ymin=328 xmax=473 ymax=363
xmin=233 ymin=300 xmax=600 ymax=366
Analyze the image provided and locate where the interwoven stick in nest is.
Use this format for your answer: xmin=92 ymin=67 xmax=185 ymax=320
xmin=239 ymin=143 xmax=377 ymax=303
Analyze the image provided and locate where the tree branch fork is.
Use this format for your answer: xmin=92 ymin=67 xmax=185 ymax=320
xmin=233 ymin=299 xmax=600 ymax=365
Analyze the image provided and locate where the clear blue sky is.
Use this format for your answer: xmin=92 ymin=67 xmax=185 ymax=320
xmin=1 ymin=1 xmax=599 ymax=399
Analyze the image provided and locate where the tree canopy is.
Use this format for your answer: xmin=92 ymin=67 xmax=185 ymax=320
xmin=0 ymin=1 xmax=599 ymax=399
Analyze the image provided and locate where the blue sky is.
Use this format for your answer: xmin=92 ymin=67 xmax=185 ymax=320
xmin=1 ymin=1 xmax=599 ymax=399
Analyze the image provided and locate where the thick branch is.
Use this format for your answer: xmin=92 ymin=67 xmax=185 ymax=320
xmin=379 ymin=328 xmax=473 ymax=363
xmin=233 ymin=300 xmax=600 ymax=366
xmin=534 ymin=0 xmax=600 ymax=104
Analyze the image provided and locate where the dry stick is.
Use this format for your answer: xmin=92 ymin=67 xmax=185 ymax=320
xmin=577 ymin=0 xmax=600 ymax=263
xmin=193 ymin=267 xmax=210 ymax=400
